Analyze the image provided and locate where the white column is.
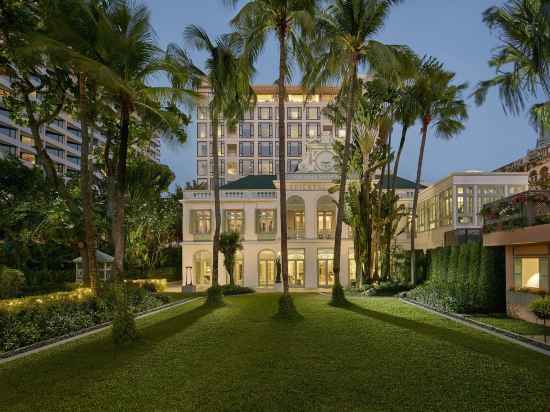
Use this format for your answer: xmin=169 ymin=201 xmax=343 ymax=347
xmin=304 ymin=193 xmax=316 ymax=240
xmin=305 ymin=246 xmax=318 ymax=288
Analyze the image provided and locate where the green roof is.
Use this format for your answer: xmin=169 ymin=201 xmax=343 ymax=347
xmin=221 ymin=175 xmax=277 ymax=190
xmin=379 ymin=175 xmax=425 ymax=190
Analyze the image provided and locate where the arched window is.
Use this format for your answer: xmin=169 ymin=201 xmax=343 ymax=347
xmin=258 ymin=250 xmax=276 ymax=287
xmin=193 ymin=250 xmax=212 ymax=286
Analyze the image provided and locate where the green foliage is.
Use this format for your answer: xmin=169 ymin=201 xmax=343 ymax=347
xmin=205 ymin=285 xmax=224 ymax=307
xmin=221 ymin=284 xmax=254 ymax=296
xmin=330 ymin=283 xmax=349 ymax=307
xmin=410 ymin=243 xmax=505 ymax=313
xmin=0 ymin=285 xmax=165 ymax=352
xmin=528 ymin=297 xmax=550 ymax=322
xmin=219 ymin=231 xmax=243 ymax=286
xmin=396 ymin=250 xmax=428 ymax=284
xmin=0 ymin=266 xmax=25 ymax=298
xmin=111 ymin=286 xmax=138 ymax=345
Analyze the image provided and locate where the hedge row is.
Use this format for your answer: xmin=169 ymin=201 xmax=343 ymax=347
xmin=409 ymin=243 xmax=505 ymax=313
xmin=0 ymin=285 xmax=169 ymax=353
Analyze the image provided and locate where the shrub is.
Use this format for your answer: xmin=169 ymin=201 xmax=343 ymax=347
xmin=274 ymin=293 xmax=301 ymax=320
xmin=221 ymin=285 xmax=254 ymax=295
xmin=0 ymin=266 xmax=25 ymax=298
xmin=205 ymin=285 xmax=224 ymax=306
xmin=112 ymin=285 xmax=137 ymax=345
xmin=528 ymin=296 xmax=550 ymax=325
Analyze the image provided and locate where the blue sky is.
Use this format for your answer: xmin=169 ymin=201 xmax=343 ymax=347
xmin=145 ymin=0 xmax=537 ymax=187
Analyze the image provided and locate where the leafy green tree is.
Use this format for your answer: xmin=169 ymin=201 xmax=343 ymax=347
xmin=219 ymin=231 xmax=243 ymax=287
xmin=180 ymin=25 xmax=254 ymax=305
xmin=228 ymin=0 xmax=318 ymax=316
xmin=409 ymin=58 xmax=468 ymax=284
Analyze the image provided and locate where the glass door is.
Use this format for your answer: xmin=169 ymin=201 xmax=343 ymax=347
xmin=318 ymin=249 xmax=334 ymax=288
xmin=259 ymin=251 xmax=275 ymax=287
xmin=288 ymin=249 xmax=305 ymax=287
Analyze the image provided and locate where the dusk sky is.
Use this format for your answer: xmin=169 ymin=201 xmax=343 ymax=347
xmin=145 ymin=0 xmax=538 ymax=188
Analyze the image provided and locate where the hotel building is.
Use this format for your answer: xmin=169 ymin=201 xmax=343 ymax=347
xmin=194 ymin=84 xmax=344 ymax=189
xmin=0 ymin=78 xmax=161 ymax=174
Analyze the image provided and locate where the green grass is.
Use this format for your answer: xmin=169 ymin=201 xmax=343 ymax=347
xmin=470 ymin=313 xmax=550 ymax=336
xmin=1 ymin=294 xmax=549 ymax=411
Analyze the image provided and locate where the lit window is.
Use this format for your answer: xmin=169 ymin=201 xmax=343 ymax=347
xmin=225 ymin=210 xmax=244 ymax=233
xmin=288 ymin=94 xmax=304 ymax=103
xmin=306 ymin=123 xmax=320 ymax=139
xmin=288 ymin=249 xmax=305 ymax=287
xmin=257 ymin=94 xmax=274 ymax=103
xmin=191 ymin=210 xmax=211 ymax=235
xmin=258 ymin=123 xmax=272 ymax=138
xmin=287 ymin=107 xmax=301 ymax=120
xmin=197 ymin=123 xmax=207 ymax=139
xmin=197 ymin=106 xmax=208 ymax=120
xmin=306 ymin=107 xmax=320 ymax=120
xmin=287 ymin=123 xmax=302 ymax=139
xmin=227 ymin=160 xmax=237 ymax=176
xmin=256 ymin=209 xmax=276 ymax=233
xmin=20 ymin=135 xmax=34 ymax=146
xmin=239 ymin=159 xmax=254 ymax=176
xmin=456 ymin=186 xmax=474 ymax=224
xmin=258 ymin=159 xmax=273 ymax=174
xmin=258 ymin=107 xmax=272 ymax=120
xmin=513 ymin=257 xmax=549 ymax=292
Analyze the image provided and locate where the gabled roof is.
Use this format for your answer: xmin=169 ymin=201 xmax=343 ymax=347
xmin=221 ymin=175 xmax=277 ymax=190
xmin=378 ymin=175 xmax=425 ymax=190
xmin=73 ymin=250 xmax=114 ymax=264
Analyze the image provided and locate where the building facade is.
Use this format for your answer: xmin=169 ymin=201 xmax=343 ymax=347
xmin=0 ymin=78 xmax=161 ymax=174
xmin=195 ymin=84 xmax=343 ymax=189
xmin=415 ymin=171 xmax=528 ymax=250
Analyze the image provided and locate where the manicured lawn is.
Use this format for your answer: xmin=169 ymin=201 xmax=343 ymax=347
xmin=1 ymin=294 xmax=549 ymax=411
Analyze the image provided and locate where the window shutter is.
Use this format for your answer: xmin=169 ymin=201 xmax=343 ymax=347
xmin=255 ymin=210 xmax=260 ymax=233
xmin=540 ymin=257 xmax=549 ymax=291
xmin=513 ymin=258 xmax=522 ymax=289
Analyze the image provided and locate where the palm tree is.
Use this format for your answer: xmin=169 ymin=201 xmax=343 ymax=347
xmin=409 ymin=58 xmax=468 ymax=284
xmin=307 ymin=0 xmax=409 ymax=304
xmin=227 ymin=0 xmax=317 ymax=317
xmin=180 ymin=25 xmax=255 ymax=304
xmin=219 ymin=231 xmax=244 ymax=286
xmin=82 ymin=0 xmax=199 ymax=279
xmin=474 ymin=0 xmax=550 ymax=117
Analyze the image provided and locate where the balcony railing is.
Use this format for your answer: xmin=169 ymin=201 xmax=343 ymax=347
xmin=288 ymin=228 xmax=305 ymax=240
xmin=481 ymin=190 xmax=550 ymax=234
xmin=318 ymin=228 xmax=334 ymax=239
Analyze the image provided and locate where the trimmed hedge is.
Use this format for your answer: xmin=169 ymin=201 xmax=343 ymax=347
xmin=0 ymin=284 xmax=167 ymax=353
xmin=409 ymin=243 xmax=505 ymax=313
xmin=395 ymin=250 xmax=429 ymax=285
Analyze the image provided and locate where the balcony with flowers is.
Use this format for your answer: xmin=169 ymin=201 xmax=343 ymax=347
xmin=481 ymin=191 xmax=550 ymax=246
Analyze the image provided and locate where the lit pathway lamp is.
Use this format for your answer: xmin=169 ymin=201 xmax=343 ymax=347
xmin=182 ymin=265 xmax=196 ymax=294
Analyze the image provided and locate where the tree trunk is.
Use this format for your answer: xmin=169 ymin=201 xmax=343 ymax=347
xmin=410 ymin=116 xmax=430 ymax=285
xmin=333 ymin=61 xmax=358 ymax=287
xmin=78 ymin=74 xmax=98 ymax=293
xmin=362 ymin=169 xmax=373 ymax=283
xmin=391 ymin=125 xmax=408 ymax=192
xmin=277 ymin=28 xmax=290 ymax=296
xmin=112 ymin=100 xmax=130 ymax=280
xmin=211 ymin=112 xmax=221 ymax=288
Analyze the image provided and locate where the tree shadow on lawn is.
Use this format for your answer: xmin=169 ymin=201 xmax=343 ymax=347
xmin=1 ymin=301 xmax=220 ymax=378
xmin=336 ymin=302 xmax=546 ymax=368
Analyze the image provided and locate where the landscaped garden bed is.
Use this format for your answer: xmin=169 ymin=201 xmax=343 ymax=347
xmin=0 ymin=284 xmax=181 ymax=354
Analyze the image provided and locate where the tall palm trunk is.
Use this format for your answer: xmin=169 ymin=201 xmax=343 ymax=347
xmin=391 ymin=125 xmax=408 ymax=192
xmin=384 ymin=124 xmax=408 ymax=281
xmin=112 ymin=100 xmax=130 ymax=280
xmin=333 ymin=62 xmax=358 ymax=288
xmin=410 ymin=115 xmax=430 ymax=285
xmin=211 ymin=111 xmax=221 ymax=288
xmin=277 ymin=27 xmax=290 ymax=296
xmin=78 ymin=73 xmax=98 ymax=293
